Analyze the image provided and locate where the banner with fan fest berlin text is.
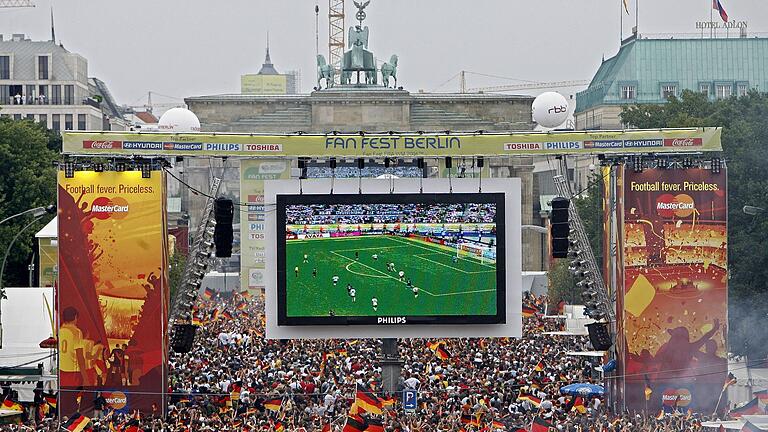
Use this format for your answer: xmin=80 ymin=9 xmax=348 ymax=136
xmin=620 ymin=168 xmax=727 ymax=413
xmin=57 ymin=171 xmax=168 ymax=416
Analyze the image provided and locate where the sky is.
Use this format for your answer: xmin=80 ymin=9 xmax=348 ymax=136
xmin=1 ymin=0 xmax=765 ymax=110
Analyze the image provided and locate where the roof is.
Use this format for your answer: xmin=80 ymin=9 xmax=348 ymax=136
xmin=135 ymin=111 xmax=158 ymax=124
xmin=0 ymin=38 xmax=81 ymax=82
xmin=576 ymin=36 xmax=768 ymax=113
xmin=34 ymin=216 xmax=57 ymax=238
xmin=257 ymin=46 xmax=279 ymax=75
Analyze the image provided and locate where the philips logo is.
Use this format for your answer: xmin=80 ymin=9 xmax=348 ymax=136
xmin=377 ymin=317 xmax=406 ymax=324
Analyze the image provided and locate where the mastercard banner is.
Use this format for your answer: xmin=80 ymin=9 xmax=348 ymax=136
xmin=57 ymin=171 xmax=168 ymax=416
xmin=620 ymin=168 xmax=727 ymax=413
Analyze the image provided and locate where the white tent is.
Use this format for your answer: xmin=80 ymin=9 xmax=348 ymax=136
xmin=0 ymin=287 xmax=57 ymax=401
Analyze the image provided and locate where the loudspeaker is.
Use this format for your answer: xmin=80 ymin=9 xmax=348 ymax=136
xmin=171 ymin=324 xmax=197 ymax=353
xmin=586 ymin=322 xmax=614 ymax=351
xmin=445 ymin=156 xmax=452 ymax=169
xmin=550 ymin=197 xmax=571 ymax=258
xmin=214 ymin=198 xmax=234 ymax=258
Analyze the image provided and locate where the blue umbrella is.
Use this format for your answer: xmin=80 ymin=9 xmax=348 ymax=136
xmin=559 ymin=383 xmax=605 ymax=397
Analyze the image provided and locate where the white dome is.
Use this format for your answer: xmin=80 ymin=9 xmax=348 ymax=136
xmin=532 ymin=92 xmax=569 ymax=129
xmin=158 ymin=107 xmax=201 ymax=133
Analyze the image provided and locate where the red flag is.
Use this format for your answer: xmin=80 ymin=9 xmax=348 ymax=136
xmin=713 ymin=0 xmax=729 ymax=22
xmin=531 ymin=416 xmax=554 ymax=432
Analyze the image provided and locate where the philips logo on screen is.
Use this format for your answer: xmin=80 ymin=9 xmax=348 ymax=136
xmin=377 ymin=317 xmax=407 ymax=324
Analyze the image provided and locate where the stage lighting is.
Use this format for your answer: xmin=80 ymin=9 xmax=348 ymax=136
xmin=115 ymin=161 xmax=126 ymax=172
xmin=94 ymin=163 xmax=104 ymax=172
xmin=711 ymin=157 xmax=721 ymax=174
xmin=633 ymin=155 xmax=643 ymax=173
xmin=329 ymin=157 xmax=337 ymax=169
xmin=64 ymin=161 xmax=75 ymax=178
xmin=477 ymin=156 xmax=484 ymax=168
xmin=141 ymin=161 xmax=152 ymax=178
xmin=357 ymin=158 xmax=365 ymax=169
xmin=384 ymin=157 xmax=391 ymax=168
xmin=445 ymin=157 xmax=452 ymax=169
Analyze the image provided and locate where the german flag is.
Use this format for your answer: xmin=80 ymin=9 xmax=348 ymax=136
xmin=274 ymin=421 xmax=285 ymax=432
xmin=427 ymin=340 xmax=445 ymax=351
xmin=240 ymin=311 xmax=249 ymax=318
xmin=655 ymin=410 xmax=665 ymax=420
xmin=236 ymin=302 xmax=247 ymax=311
xmin=240 ymin=290 xmax=252 ymax=299
xmin=435 ymin=345 xmax=450 ymax=360
xmin=192 ymin=316 xmax=203 ymax=326
xmin=530 ymin=416 xmax=553 ymax=432
xmin=264 ymin=398 xmax=283 ymax=411
xmin=644 ymin=375 xmax=653 ymax=401
xmin=529 ymin=381 xmax=541 ymax=391
xmin=522 ymin=305 xmax=539 ymax=318
xmin=355 ymin=385 xmax=382 ymax=415
xmin=203 ymin=287 xmax=214 ymax=300
xmin=342 ymin=415 xmax=368 ymax=432
xmin=211 ymin=309 xmax=220 ymax=321
xmin=43 ymin=393 xmax=57 ymax=408
xmin=517 ymin=393 xmax=541 ymax=407
xmin=222 ymin=310 xmax=234 ymax=320
xmin=337 ymin=348 xmax=349 ymax=357
xmin=381 ymin=395 xmax=395 ymax=408
xmin=571 ymin=397 xmax=586 ymax=414
xmin=367 ymin=417 xmax=384 ymax=432
xmin=63 ymin=413 xmax=91 ymax=432
xmin=460 ymin=414 xmax=473 ymax=425
xmin=723 ymin=372 xmax=737 ymax=390
xmin=534 ymin=360 xmax=545 ymax=372
xmin=730 ymin=398 xmax=761 ymax=417
xmin=559 ymin=373 xmax=568 ymax=382
xmin=1 ymin=398 xmax=22 ymax=412
xmin=492 ymin=420 xmax=506 ymax=430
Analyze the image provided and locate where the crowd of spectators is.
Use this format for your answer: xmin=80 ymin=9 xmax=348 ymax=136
xmin=286 ymin=203 xmax=495 ymax=226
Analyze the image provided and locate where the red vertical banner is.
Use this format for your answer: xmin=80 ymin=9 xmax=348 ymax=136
xmin=620 ymin=168 xmax=727 ymax=413
xmin=57 ymin=171 xmax=167 ymax=416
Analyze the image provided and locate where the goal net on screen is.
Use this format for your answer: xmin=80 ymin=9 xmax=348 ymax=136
xmin=455 ymin=241 xmax=496 ymax=265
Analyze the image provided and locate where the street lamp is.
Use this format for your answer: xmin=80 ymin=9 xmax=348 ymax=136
xmin=0 ymin=205 xmax=56 ymax=226
xmin=743 ymin=205 xmax=765 ymax=216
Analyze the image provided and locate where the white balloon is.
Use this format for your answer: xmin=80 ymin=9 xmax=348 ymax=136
xmin=158 ymin=107 xmax=201 ymax=133
xmin=532 ymin=92 xmax=569 ymax=128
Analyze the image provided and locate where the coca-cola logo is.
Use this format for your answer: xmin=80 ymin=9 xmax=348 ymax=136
xmin=664 ymin=138 xmax=703 ymax=147
xmin=83 ymin=140 xmax=123 ymax=149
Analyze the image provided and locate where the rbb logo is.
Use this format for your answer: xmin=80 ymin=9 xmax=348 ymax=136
xmin=656 ymin=194 xmax=695 ymax=218
xmin=548 ymin=105 xmax=567 ymax=114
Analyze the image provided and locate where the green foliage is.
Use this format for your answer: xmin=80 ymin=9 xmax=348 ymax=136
xmin=0 ymin=119 xmax=59 ymax=288
xmin=168 ymin=250 xmax=188 ymax=302
xmin=548 ymin=259 xmax=579 ymax=305
xmin=621 ymin=90 xmax=768 ymax=357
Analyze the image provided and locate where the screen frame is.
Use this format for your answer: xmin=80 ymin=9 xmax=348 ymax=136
xmin=276 ymin=192 xmax=506 ymax=326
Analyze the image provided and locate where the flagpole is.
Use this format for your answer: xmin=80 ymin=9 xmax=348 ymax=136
xmin=710 ymin=0 xmax=714 ymax=38
xmin=620 ymin=0 xmax=623 ymax=42
xmin=635 ymin=0 xmax=639 ymax=36
xmin=712 ymin=386 xmax=726 ymax=416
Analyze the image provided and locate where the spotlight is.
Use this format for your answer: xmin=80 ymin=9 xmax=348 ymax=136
xmin=445 ymin=157 xmax=452 ymax=169
xmin=64 ymin=161 xmax=75 ymax=178
xmin=94 ymin=163 xmax=104 ymax=172
xmin=329 ymin=157 xmax=337 ymax=169
xmin=632 ymin=155 xmax=643 ymax=173
xmin=384 ymin=157 xmax=391 ymax=168
xmin=711 ymin=157 xmax=721 ymax=174
xmin=477 ymin=156 xmax=484 ymax=168
xmin=570 ymin=259 xmax=586 ymax=268
xmin=357 ymin=158 xmax=365 ymax=170
xmin=115 ymin=161 xmax=126 ymax=172
xmin=417 ymin=158 xmax=424 ymax=169
xmin=141 ymin=161 xmax=152 ymax=179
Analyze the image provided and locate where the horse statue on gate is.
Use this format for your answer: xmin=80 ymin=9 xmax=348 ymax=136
xmin=316 ymin=54 xmax=335 ymax=89
xmin=381 ymin=55 xmax=398 ymax=88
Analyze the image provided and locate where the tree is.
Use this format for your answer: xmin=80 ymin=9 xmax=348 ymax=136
xmin=0 ymin=119 xmax=59 ymax=289
xmin=168 ymin=250 xmax=188 ymax=302
xmin=621 ymin=90 xmax=768 ymax=358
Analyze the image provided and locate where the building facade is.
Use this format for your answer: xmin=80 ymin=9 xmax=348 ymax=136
xmin=240 ymin=45 xmax=299 ymax=95
xmin=575 ymin=35 xmax=768 ymax=130
xmin=0 ymin=34 xmax=127 ymax=130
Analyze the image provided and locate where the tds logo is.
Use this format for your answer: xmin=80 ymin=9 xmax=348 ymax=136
xmin=548 ymin=105 xmax=567 ymax=114
xmin=656 ymin=194 xmax=695 ymax=218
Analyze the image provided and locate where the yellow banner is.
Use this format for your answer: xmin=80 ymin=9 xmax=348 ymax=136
xmin=63 ymin=128 xmax=722 ymax=157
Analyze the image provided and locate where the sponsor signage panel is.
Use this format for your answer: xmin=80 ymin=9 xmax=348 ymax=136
xmin=57 ymin=171 xmax=168 ymax=416
xmin=63 ymin=128 xmax=722 ymax=157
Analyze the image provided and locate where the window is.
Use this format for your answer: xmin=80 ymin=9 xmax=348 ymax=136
xmin=38 ymin=56 xmax=49 ymax=80
xmin=716 ymin=84 xmax=732 ymax=99
xmin=64 ymin=114 xmax=73 ymax=130
xmin=38 ymin=114 xmax=47 ymax=126
xmin=0 ymin=56 xmax=9 ymax=80
xmin=38 ymin=85 xmax=47 ymax=104
xmin=51 ymin=85 xmax=61 ymax=105
xmin=51 ymin=114 xmax=60 ymax=131
xmin=13 ymin=114 xmax=21 ymax=120
xmin=64 ymin=85 xmax=74 ymax=104
xmin=621 ymin=85 xmax=636 ymax=100
xmin=699 ymin=83 xmax=710 ymax=97
xmin=77 ymin=114 xmax=86 ymax=130
xmin=0 ymin=85 xmax=8 ymax=104
xmin=737 ymin=83 xmax=749 ymax=97
xmin=661 ymin=85 xmax=677 ymax=99
xmin=25 ymin=85 xmax=35 ymax=104
xmin=26 ymin=114 xmax=34 ymax=120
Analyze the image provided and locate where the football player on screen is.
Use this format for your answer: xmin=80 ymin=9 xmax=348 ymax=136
xmin=332 ymin=275 xmax=339 ymax=286
xmin=350 ymin=287 xmax=356 ymax=302
xmin=372 ymin=297 xmax=378 ymax=311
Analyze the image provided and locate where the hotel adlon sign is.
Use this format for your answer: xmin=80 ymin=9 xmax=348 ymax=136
xmin=696 ymin=20 xmax=748 ymax=29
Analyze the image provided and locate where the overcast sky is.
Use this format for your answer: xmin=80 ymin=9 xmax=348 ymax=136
xmin=1 ymin=0 xmax=765 ymax=109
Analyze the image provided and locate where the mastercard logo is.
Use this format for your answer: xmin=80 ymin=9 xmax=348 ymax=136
xmin=90 ymin=197 xmax=129 ymax=220
xmin=661 ymin=388 xmax=692 ymax=407
xmin=656 ymin=194 xmax=695 ymax=218
xmin=104 ymin=391 xmax=127 ymax=410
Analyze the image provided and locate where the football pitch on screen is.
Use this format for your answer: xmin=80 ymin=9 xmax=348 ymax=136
xmin=285 ymin=235 xmax=497 ymax=318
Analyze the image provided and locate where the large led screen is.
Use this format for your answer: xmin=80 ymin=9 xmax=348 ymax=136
xmin=276 ymin=193 xmax=506 ymax=325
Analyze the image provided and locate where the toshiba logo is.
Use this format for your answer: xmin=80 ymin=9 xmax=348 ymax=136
xmin=83 ymin=140 xmax=123 ymax=149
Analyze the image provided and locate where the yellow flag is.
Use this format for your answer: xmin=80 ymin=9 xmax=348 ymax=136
xmin=623 ymin=0 xmax=630 ymax=14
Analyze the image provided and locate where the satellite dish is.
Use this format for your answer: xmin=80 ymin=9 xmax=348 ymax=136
xmin=532 ymin=92 xmax=569 ymax=128
xmin=158 ymin=107 xmax=201 ymax=133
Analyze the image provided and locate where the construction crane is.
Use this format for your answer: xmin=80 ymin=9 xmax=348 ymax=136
xmin=328 ymin=0 xmax=345 ymax=81
xmin=467 ymin=80 xmax=591 ymax=93
xmin=0 ymin=0 xmax=34 ymax=7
